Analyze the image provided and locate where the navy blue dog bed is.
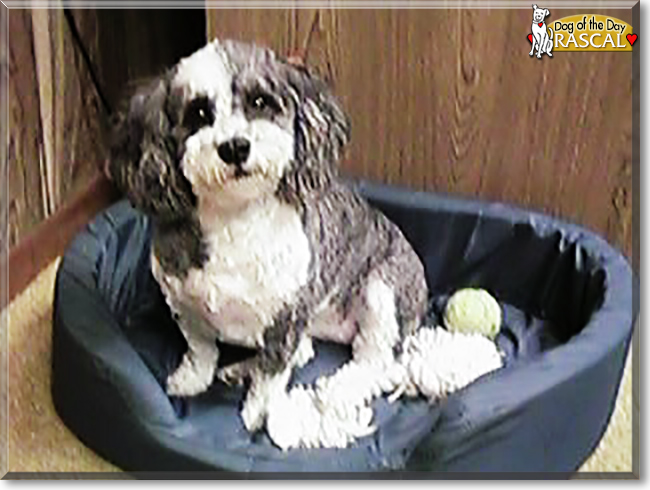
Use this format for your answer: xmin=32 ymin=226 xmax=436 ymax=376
xmin=51 ymin=180 xmax=636 ymax=476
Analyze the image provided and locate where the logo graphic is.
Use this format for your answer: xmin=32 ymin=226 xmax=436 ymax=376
xmin=529 ymin=5 xmax=554 ymax=58
xmin=527 ymin=5 xmax=636 ymax=57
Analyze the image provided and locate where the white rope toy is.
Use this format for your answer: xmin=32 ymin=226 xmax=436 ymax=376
xmin=266 ymin=325 xmax=504 ymax=450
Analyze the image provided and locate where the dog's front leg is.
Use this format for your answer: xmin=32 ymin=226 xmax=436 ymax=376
xmin=167 ymin=311 xmax=220 ymax=397
xmin=529 ymin=36 xmax=537 ymax=56
xmin=240 ymin=305 xmax=313 ymax=432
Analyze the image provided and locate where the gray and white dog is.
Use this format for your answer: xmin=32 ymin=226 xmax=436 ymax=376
xmin=108 ymin=39 xmax=428 ymax=433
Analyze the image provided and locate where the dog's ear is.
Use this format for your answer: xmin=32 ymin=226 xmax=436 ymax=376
xmin=108 ymin=74 xmax=195 ymax=219
xmin=280 ymin=62 xmax=350 ymax=195
xmin=544 ymin=9 xmax=550 ymax=17
xmin=532 ymin=4 xmax=537 ymax=9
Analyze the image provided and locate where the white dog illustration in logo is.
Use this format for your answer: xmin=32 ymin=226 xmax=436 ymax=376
xmin=530 ymin=4 xmax=554 ymax=58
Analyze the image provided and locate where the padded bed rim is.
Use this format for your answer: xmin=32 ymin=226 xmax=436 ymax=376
xmin=52 ymin=179 xmax=638 ymax=473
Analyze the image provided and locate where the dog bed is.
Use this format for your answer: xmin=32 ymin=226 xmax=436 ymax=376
xmin=51 ymin=179 xmax=637 ymax=476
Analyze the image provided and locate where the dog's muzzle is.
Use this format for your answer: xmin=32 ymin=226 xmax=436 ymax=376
xmin=217 ymin=137 xmax=251 ymax=168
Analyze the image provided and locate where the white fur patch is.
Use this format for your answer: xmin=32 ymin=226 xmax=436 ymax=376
xmin=309 ymin=276 xmax=403 ymax=351
xmin=352 ymin=276 xmax=401 ymax=365
xmin=153 ymin=198 xmax=311 ymax=349
xmin=166 ymin=337 xmax=219 ymax=396
xmin=172 ymin=41 xmax=295 ymax=208
xmin=308 ymin=290 xmax=358 ymax=344
xmin=265 ymin=327 xmax=504 ymax=450
xmin=180 ymin=117 xmax=294 ymax=206
xmin=173 ymin=40 xmax=233 ymax=103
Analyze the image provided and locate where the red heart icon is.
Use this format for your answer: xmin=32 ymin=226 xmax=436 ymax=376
xmin=626 ymin=33 xmax=638 ymax=46
xmin=528 ymin=33 xmax=533 ymax=43
xmin=538 ymin=22 xmax=543 ymax=27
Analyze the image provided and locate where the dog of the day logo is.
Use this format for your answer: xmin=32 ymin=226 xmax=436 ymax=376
xmin=527 ymin=4 xmax=637 ymax=59
xmin=529 ymin=5 xmax=554 ymax=58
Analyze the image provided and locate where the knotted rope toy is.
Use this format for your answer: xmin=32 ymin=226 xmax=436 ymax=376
xmin=265 ymin=289 xmax=504 ymax=450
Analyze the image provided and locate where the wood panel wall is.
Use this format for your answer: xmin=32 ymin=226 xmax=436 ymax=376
xmin=3 ymin=7 xmax=206 ymax=306
xmin=5 ymin=8 xmax=206 ymax=250
xmin=208 ymin=8 xmax=634 ymax=260
xmin=6 ymin=8 xmax=104 ymax=249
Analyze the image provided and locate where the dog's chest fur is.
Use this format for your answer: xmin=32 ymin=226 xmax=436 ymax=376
xmin=152 ymin=198 xmax=311 ymax=348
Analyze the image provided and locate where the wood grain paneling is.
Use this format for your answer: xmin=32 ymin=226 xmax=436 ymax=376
xmin=208 ymin=8 xmax=634 ymax=260
xmin=1 ymin=5 xmax=7 ymax=268
xmin=6 ymin=8 xmax=206 ymax=250
xmin=4 ymin=8 xmax=208 ymax=303
xmin=7 ymin=10 xmax=48 ymax=248
xmin=7 ymin=8 xmax=104 ymax=249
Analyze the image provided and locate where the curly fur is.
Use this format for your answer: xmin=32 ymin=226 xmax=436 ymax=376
xmin=108 ymin=39 xmax=428 ymax=435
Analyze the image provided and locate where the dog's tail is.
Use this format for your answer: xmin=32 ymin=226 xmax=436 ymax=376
xmin=547 ymin=27 xmax=554 ymax=52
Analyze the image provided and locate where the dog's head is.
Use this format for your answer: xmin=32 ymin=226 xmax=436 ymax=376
xmin=532 ymin=5 xmax=550 ymax=23
xmin=109 ymin=39 xmax=350 ymax=219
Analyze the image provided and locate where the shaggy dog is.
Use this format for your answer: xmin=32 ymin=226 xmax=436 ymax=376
xmin=108 ymin=39 xmax=428 ymax=434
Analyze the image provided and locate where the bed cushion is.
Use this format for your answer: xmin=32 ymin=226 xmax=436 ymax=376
xmin=51 ymin=180 xmax=637 ymax=476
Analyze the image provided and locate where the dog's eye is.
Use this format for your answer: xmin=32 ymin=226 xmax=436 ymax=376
xmin=183 ymin=97 xmax=214 ymax=134
xmin=247 ymin=91 xmax=282 ymax=116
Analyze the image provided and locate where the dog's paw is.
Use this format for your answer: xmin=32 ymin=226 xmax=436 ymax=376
xmin=240 ymin=368 xmax=293 ymax=433
xmin=166 ymin=353 xmax=215 ymax=397
xmin=241 ymin=394 xmax=268 ymax=432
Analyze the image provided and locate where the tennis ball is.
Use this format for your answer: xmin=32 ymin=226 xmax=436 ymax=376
xmin=444 ymin=288 xmax=502 ymax=339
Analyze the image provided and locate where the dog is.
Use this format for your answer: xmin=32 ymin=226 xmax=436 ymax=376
xmin=530 ymin=4 xmax=554 ymax=58
xmin=108 ymin=39 xmax=428 ymax=434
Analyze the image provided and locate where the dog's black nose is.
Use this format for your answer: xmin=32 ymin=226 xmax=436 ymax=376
xmin=217 ymin=137 xmax=251 ymax=166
